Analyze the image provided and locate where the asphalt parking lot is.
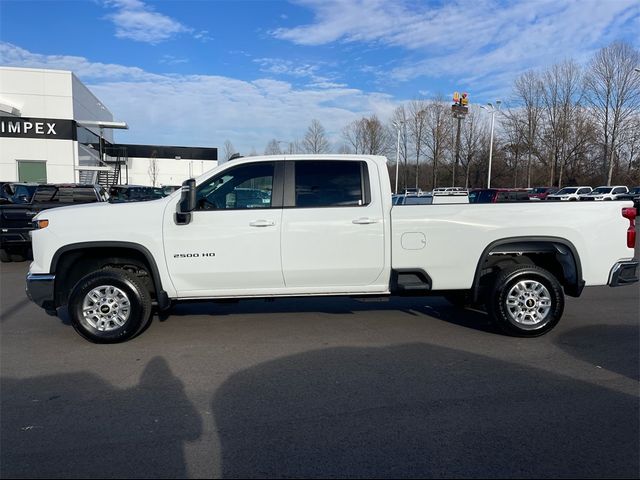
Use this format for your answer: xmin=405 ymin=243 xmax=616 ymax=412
xmin=1 ymin=260 xmax=638 ymax=478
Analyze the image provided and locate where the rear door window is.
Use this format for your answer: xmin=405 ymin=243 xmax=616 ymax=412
xmin=294 ymin=161 xmax=367 ymax=208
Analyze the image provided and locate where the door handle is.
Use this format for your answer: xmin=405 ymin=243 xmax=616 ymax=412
xmin=249 ymin=219 xmax=276 ymax=227
xmin=352 ymin=217 xmax=379 ymax=224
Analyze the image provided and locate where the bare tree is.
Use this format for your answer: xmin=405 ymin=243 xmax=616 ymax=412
xmin=223 ymin=140 xmax=236 ymax=162
xmin=540 ymin=60 xmax=583 ymax=186
xmin=264 ymin=139 xmax=282 ymax=155
xmin=424 ymin=95 xmax=450 ymax=189
xmin=303 ymin=119 xmax=331 ymax=154
xmin=513 ymin=70 xmax=544 ymax=187
xmin=148 ymin=151 xmax=159 ymax=187
xmin=584 ymin=41 xmax=640 ymax=185
xmin=361 ymin=115 xmax=390 ymax=155
xmin=501 ymin=107 xmax=527 ymax=186
xmin=342 ymin=119 xmax=366 ymax=154
xmin=407 ymin=100 xmax=428 ymax=188
xmin=342 ymin=116 xmax=389 ymax=156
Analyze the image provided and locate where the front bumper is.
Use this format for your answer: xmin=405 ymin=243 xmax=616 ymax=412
xmin=26 ymin=273 xmax=56 ymax=310
xmin=608 ymin=260 xmax=639 ymax=287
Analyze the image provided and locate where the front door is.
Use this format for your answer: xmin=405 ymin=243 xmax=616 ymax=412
xmin=163 ymin=161 xmax=285 ymax=296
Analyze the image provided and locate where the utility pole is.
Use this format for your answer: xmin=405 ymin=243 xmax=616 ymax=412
xmin=481 ymin=101 xmax=501 ymax=188
xmin=453 ymin=116 xmax=462 ymax=186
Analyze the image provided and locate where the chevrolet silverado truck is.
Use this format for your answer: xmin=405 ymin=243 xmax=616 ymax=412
xmin=25 ymin=155 xmax=638 ymax=343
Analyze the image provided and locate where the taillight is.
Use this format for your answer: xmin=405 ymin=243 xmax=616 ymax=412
xmin=622 ymin=208 xmax=636 ymax=248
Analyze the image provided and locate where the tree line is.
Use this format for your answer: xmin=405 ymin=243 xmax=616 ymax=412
xmin=222 ymin=41 xmax=640 ymax=190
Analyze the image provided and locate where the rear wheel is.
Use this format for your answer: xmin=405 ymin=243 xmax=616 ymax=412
xmin=487 ymin=265 xmax=564 ymax=337
xmin=68 ymin=269 xmax=152 ymax=343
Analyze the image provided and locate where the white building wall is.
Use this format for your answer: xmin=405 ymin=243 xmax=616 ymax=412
xmin=126 ymin=157 xmax=218 ymax=187
xmin=0 ymin=68 xmax=79 ymax=182
xmin=0 ymin=67 xmax=74 ymax=119
xmin=0 ymin=137 xmax=77 ymax=183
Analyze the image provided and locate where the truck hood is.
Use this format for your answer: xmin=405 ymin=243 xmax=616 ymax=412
xmin=34 ymin=198 xmax=171 ymax=228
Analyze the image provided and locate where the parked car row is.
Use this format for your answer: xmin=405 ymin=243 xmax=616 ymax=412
xmin=395 ymin=185 xmax=640 ymax=204
xmin=0 ymin=182 xmax=175 ymax=262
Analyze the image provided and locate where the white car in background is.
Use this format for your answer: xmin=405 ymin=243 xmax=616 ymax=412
xmin=547 ymin=186 xmax=592 ymax=201
xmin=579 ymin=186 xmax=629 ymax=201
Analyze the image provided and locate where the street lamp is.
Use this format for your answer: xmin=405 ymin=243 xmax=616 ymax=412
xmin=481 ymin=100 xmax=501 ymax=188
xmin=391 ymin=120 xmax=405 ymax=194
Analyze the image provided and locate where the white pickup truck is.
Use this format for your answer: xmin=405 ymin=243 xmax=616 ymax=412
xmin=26 ymin=155 xmax=638 ymax=343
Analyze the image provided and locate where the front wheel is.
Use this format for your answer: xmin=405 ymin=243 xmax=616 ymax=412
xmin=487 ymin=265 xmax=564 ymax=337
xmin=68 ymin=269 xmax=152 ymax=343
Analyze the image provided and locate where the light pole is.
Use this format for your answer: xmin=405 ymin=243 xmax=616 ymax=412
xmin=392 ymin=120 xmax=405 ymax=194
xmin=481 ymin=100 xmax=501 ymax=188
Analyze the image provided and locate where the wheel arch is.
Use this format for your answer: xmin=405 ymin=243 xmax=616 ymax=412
xmin=50 ymin=241 xmax=169 ymax=309
xmin=471 ymin=236 xmax=584 ymax=302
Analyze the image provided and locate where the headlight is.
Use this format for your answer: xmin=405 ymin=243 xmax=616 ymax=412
xmin=32 ymin=219 xmax=49 ymax=229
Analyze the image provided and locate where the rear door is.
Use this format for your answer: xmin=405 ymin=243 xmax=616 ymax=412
xmin=280 ymin=159 xmax=385 ymax=289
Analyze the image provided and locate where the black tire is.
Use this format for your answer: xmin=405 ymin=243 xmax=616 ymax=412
xmin=0 ymin=249 xmax=10 ymax=263
xmin=68 ymin=268 xmax=152 ymax=343
xmin=486 ymin=265 xmax=564 ymax=337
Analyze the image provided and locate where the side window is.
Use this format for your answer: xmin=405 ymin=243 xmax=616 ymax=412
xmin=33 ymin=187 xmax=58 ymax=203
xmin=578 ymin=188 xmax=590 ymax=195
xmin=295 ymin=161 xmax=367 ymax=208
xmin=497 ymin=192 xmax=508 ymax=202
xmin=73 ymin=188 xmax=99 ymax=203
xmin=613 ymin=187 xmax=625 ymax=194
xmin=196 ymin=162 xmax=274 ymax=211
xmin=58 ymin=188 xmax=74 ymax=203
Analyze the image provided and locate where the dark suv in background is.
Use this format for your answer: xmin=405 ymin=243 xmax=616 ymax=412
xmin=0 ymin=184 xmax=108 ymax=262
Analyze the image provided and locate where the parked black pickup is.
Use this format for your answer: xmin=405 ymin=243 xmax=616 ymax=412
xmin=0 ymin=184 xmax=108 ymax=262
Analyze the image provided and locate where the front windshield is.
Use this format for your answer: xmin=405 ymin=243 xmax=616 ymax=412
xmin=592 ymin=187 xmax=612 ymax=194
xmin=531 ymin=187 xmax=547 ymax=193
xmin=556 ymin=188 xmax=578 ymax=195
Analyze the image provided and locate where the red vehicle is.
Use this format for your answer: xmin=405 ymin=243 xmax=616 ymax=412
xmin=529 ymin=187 xmax=559 ymax=201
xmin=469 ymin=188 xmax=531 ymax=203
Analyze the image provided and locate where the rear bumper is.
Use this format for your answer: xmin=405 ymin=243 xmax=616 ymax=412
xmin=608 ymin=260 xmax=639 ymax=287
xmin=25 ymin=273 xmax=56 ymax=310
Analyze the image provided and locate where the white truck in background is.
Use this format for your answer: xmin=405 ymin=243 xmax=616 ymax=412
xmin=26 ymin=155 xmax=638 ymax=343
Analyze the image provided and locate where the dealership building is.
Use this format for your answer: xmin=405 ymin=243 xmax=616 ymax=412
xmin=0 ymin=67 xmax=217 ymax=187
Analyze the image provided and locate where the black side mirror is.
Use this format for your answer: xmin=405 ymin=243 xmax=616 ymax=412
xmin=176 ymin=179 xmax=196 ymax=225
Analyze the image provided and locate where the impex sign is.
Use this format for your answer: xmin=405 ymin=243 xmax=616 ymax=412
xmin=0 ymin=116 xmax=76 ymax=140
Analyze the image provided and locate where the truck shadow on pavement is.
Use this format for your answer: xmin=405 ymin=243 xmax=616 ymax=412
xmin=163 ymin=296 xmax=499 ymax=334
xmin=0 ymin=357 xmax=202 ymax=479
xmin=555 ymin=324 xmax=640 ymax=380
xmin=213 ymin=342 xmax=639 ymax=478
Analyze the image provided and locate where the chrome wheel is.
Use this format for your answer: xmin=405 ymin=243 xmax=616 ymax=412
xmin=505 ymin=280 xmax=552 ymax=329
xmin=82 ymin=285 xmax=131 ymax=332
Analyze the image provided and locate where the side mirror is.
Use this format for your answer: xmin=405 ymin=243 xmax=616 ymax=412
xmin=176 ymin=179 xmax=196 ymax=225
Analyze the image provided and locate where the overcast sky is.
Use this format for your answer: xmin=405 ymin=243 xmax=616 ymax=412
xmin=1 ymin=0 xmax=639 ymax=153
